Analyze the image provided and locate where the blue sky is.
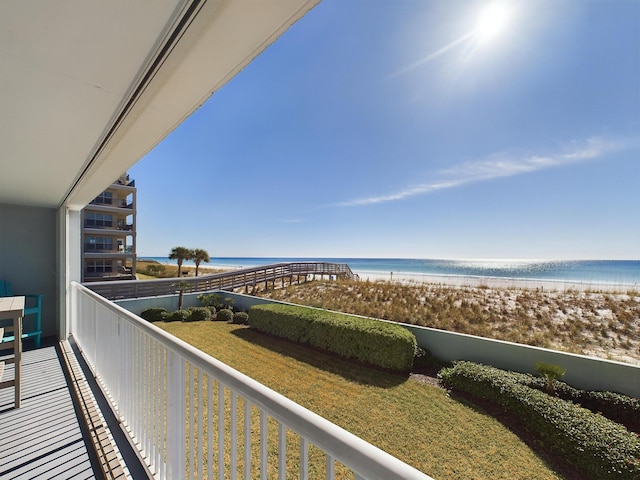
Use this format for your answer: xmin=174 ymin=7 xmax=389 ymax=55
xmin=130 ymin=0 xmax=640 ymax=260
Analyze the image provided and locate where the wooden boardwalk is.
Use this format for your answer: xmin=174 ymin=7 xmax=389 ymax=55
xmin=0 ymin=344 xmax=98 ymax=479
xmin=87 ymin=261 xmax=359 ymax=300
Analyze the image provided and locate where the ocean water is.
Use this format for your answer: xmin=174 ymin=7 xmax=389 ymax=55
xmin=139 ymin=257 xmax=640 ymax=286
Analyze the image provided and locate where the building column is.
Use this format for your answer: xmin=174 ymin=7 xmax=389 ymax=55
xmin=57 ymin=207 xmax=82 ymax=341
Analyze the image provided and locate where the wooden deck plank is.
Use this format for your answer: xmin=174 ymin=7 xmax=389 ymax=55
xmin=0 ymin=345 xmax=99 ymax=479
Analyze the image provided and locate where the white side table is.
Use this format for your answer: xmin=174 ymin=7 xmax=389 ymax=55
xmin=0 ymin=296 xmax=24 ymax=408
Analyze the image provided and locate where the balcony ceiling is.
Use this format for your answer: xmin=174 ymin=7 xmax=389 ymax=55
xmin=0 ymin=0 xmax=319 ymax=210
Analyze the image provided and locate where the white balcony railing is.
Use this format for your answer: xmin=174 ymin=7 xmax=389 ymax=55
xmin=70 ymin=282 xmax=433 ymax=480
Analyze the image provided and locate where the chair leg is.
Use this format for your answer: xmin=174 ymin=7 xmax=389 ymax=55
xmin=35 ymin=310 xmax=41 ymax=348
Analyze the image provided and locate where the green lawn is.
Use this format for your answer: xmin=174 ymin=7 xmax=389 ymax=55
xmin=157 ymin=321 xmax=564 ymax=480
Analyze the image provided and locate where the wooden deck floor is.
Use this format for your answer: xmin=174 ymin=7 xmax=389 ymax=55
xmin=0 ymin=343 xmax=99 ymax=479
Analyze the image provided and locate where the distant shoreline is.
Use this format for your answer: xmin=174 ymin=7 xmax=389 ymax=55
xmin=138 ymin=256 xmax=640 ymax=286
xmin=145 ymin=260 xmax=638 ymax=293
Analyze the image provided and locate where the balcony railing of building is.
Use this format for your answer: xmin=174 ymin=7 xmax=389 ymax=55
xmin=84 ymin=222 xmax=134 ymax=231
xmin=117 ymin=200 xmax=134 ymax=209
xmin=70 ymin=282 xmax=432 ymax=480
xmin=87 ymin=262 xmax=359 ymax=300
xmin=88 ymin=199 xmax=134 ymax=209
xmin=115 ymin=175 xmax=135 ymax=187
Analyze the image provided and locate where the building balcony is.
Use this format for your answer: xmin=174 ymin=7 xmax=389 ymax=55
xmin=83 ymin=225 xmax=135 ymax=236
xmin=1 ymin=284 xmax=433 ymax=480
xmin=84 ymin=247 xmax=120 ymax=254
xmin=84 ymin=220 xmax=134 ymax=230
xmin=85 ymin=203 xmax=135 ymax=215
xmin=83 ymin=250 xmax=135 ymax=259
xmin=112 ymin=178 xmax=136 ymax=189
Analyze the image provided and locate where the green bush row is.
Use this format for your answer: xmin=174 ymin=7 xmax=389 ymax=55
xmin=139 ymin=307 xmax=169 ymax=322
xmin=140 ymin=307 xmax=249 ymax=324
xmin=492 ymin=369 xmax=640 ymax=433
xmin=438 ymin=361 xmax=640 ymax=479
xmin=248 ymin=303 xmax=416 ymax=372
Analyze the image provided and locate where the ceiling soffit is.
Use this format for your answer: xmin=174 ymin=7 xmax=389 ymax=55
xmin=0 ymin=0 xmax=320 ymax=210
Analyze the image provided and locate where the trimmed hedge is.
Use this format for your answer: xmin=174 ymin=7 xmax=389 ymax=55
xmin=248 ymin=304 xmax=417 ymax=372
xmin=232 ymin=311 xmax=249 ymax=325
xmin=216 ymin=308 xmax=234 ymax=322
xmin=498 ymin=370 xmax=640 ymax=433
xmin=188 ymin=307 xmax=212 ymax=321
xmin=140 ymin=308 xmax=169 ymax=322
xmin=438 ymin=362 xmax=640 ymax=479
xmin=168 ymin=309 xmax=191 ymax=322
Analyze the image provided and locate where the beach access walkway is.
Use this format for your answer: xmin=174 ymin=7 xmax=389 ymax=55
xmin=86 ymin=261 xmax=359 ymax=300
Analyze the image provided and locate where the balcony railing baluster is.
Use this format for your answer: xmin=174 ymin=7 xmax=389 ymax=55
xmin=326 ymin=455 xmax=335 ymax=480
xmin=217 ymin=382 xmax=225 ymax=480
xmin=198 ymin=369 xmax=204 ymax=480
xmin=244 ymin=400 xmax=251 ymax=479
xmin=208 ymin=376 xmax=214 ymax=480
xmin=230 ymin=391 xmax=238 ymax=480
xmin=278 ymin=423 xmax=286 ymax=480
xmin=300 ymin=437 xmax=309 ymax=480
xmin=188 ymin=364 xmax=194 ymax=480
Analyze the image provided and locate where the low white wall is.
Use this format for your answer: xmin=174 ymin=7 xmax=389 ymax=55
xmin=116 ymin=290 xmax=640 ymax=398
xmin=403 ymin=324 xmax=639 ymax=397
xmin=115 ymin=293 xmax=197 ymax=314
xmin=114 ymin=291 xmax=267 ymax=315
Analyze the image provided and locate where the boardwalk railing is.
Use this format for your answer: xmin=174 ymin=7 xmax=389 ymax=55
xmin=86 ymin=262 xmax=359 ymax=300
xmin=70 ymin=281 xmax=432 ymax=480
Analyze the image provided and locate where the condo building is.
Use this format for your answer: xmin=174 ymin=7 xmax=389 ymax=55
xmin=81 ymin=173 xmax=136 ymax=281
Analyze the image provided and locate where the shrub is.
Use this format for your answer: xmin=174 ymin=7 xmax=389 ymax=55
xmin=493 ymin=369 xmax=640 ymax=433
xmin=233 ymin=311 xmax=249 ymax=324
xmin=145 ymin=264 xmax=166 ymax=276
xmin=140 ymin=308 xmax=169 ymax=322
xmin=216 ymin=308 xmax=234 ymax=322
xmin=249 ymin=303 xmax=417 ymax=372
xmin=188 ymin=307 xmax=211 ymax=321
xmin=438 ymin=362 xmax=640 ymax=479
xmin=168 ymin=309 xmax=191 ymax=322
xmin=198 ymin=293 xmax=222 ymax=309
xmin=575 ymin=391 xmax=640 ymax=433
xmin=534 ymin=362 xmax=566 ymax=394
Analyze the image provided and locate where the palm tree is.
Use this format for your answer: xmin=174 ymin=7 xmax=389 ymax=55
xmin=172 ymin=280 xmax=190 ymax=310
xmin=169 ymin=246 xmax=192 ymax=277
xmin=191 ymin=248 xmax=210 ymax=276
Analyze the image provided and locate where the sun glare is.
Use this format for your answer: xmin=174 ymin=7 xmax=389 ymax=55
xmin=474 ymin=2 xmax=512 ymax=43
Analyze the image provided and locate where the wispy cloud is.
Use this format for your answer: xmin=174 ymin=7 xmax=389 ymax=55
xmin=334 ymin=136 xmax=628 ymax=207
xmin=281 ymin=218 xmax=306 ymax=224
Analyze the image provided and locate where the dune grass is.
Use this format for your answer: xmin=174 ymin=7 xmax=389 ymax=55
xmin=136 ymin=260 xmax=226 ymax=278
xmin=258 ymin=279 xmax=640 ymax=364
xmin=157 ymin=320 xmax=565 ymax=479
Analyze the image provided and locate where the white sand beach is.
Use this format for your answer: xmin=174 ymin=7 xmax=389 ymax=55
xmin=356 ymin=271 xmax=639 ymax=293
